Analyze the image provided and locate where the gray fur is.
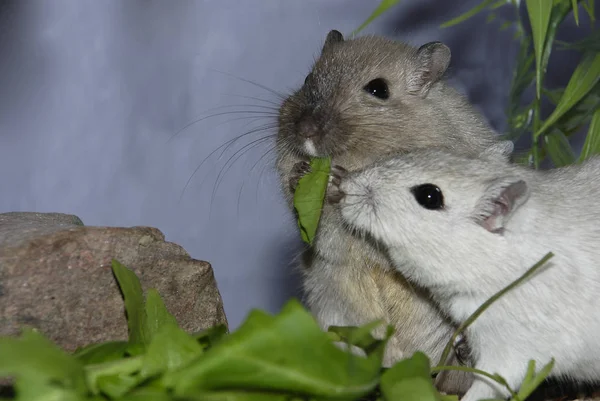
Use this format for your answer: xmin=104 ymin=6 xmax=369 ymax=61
xmin=275 ymin=30 xmax=509 ymax=394
xmin=334 ymin=148 xmax=600 ymax=401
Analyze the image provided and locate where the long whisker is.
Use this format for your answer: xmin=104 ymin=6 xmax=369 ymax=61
xmin=178 ymin=125 xmax=274 ymax=202
xmin=209 ymin=135 xmax=275 ymax=214
xmin=208 ymin=68 xmax=288 ymax=101
xmin=167 ymin=110 xmax=278 ymax=143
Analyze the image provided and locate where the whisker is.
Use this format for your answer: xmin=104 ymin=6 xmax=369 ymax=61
xmin=178 ymin=126 xmax=274 ymax=202
xmin=209 ymin=135 xmax=275 ymax=214
xmin=167 ymin=110 xmax=278 ymax=144
xmin=208 ymin=68 xmax=288 ymax=101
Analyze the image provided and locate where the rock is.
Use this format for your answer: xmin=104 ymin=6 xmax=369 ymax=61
xmin=0 ymin=212 xmax=228 ymax=352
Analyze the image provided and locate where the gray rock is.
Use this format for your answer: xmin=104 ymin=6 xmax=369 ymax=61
xmin=0 ymin=212 xmax=228 ymax=352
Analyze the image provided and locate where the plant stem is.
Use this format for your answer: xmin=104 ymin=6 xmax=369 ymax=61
xmin=431 ymin=365 xmax=517 ymax=398
xmin=435 ymin=252 xmax=554 ymax=369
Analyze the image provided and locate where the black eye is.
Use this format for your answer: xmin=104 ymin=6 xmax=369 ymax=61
xmin=363 ymin=78 xmax=389 ymax=100
xmin=411 ymin=184 xmax=444 ymax=210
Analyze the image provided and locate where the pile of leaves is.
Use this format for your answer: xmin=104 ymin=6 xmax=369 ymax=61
xmin=1 ymin=260 xmax=555 ymax=401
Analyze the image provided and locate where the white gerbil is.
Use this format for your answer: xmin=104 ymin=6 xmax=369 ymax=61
xmin=328 ymin=146 xmax=600 ymax=401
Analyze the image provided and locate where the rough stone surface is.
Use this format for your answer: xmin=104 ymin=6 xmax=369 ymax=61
xmin=0 ymin=212 xmax=228 ymax=352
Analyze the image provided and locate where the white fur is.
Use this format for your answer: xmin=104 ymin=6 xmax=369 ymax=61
xmin=337 ymin=149 xmax=600 ymax=401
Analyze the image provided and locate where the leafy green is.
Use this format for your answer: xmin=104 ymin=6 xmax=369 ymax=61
xmin=511 ymin=359 xmax=555 ymax=401
xmin=535 ymin=51 xmax=600 ymax=140
xmin=74 ymin=341 xmax=130 ymax=365
xmin=111 ymin=259 xmax=150 ymax=356
xmin=352 ymin=0 xmax=402 ymax=35
xmin=543 ymin=129 xmax=577 ymax=167
xmin=164 ymin=299 xmax=383 ymax=399
xmin=293 ymin=157 xmax=331 ymax=245
xmin=0 ymin=329 xmax=88 ymax=399
xmin=144 ymin=288 xmax=180 ymax=341
xmin=579 ymin=108 xmax=600 ymax=162
xmin=1 ymin=259 xmax=557 ymax=401
xmin=440 ymin=0 xmax=497 ymax=28
xmin=380 ymin=352 xmax=439 ymax=401
xmin=526 ymin=0 xmax=553 ymax=99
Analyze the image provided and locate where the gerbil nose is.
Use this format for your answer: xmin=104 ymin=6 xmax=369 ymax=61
xmin=296 ymin=117 xmax=319 ymax=139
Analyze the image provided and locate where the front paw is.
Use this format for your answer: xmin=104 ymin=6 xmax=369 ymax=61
xmin=289 ymin=160 xmax=311 ymax=192
xmin=327 ymin=165 xmax=348 ymax=204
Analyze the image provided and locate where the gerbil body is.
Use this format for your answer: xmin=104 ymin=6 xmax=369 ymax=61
xmin=332 ymin=148 xmax=600 ymax=401
xmin=276 ymin=30 xmax=509 ymax=394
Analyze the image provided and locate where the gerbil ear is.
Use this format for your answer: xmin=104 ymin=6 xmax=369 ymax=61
xmin=407 ymin=42 xmax=451 ymax=97
xmin=321 ymin=30 xmax=344 ymax=54
xmin=480 ymin=140 xmax=515 ymax=160
xmin=473 ymin=178 xmax=529 ymax=234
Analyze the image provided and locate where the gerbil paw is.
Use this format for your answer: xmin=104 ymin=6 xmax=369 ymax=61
xmin=289 ymin=160 xmax=311 ymax=192
xmin=327 ymin=165 xmax=348 ymax=204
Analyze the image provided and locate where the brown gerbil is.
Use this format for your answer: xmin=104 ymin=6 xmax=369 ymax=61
xmin=275 ymin=29 xmax=511 ymax=395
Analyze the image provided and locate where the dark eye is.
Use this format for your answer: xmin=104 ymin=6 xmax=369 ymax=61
xmin=411 ymin=184 xmax=444 ymax=210
xmin=363 ymin=78 xmax=389 ymax=100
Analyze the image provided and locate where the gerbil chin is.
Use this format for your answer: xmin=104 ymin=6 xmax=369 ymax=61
xmin=331 ymin=146 xmax=600 ymax=401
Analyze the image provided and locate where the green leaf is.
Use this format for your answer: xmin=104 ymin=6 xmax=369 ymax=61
xmin=192 ymin=324 xmax=229 ymax=350
xmin=140 ymin=323 xmax=203 ymax=379
xmin=85 ymin=355 xmax=143 ymax=396
xmin=511 ymin=359 xmax=555 ymax=401
xmin=543 ymin=129 xmax=577 ymax=167
xmin=96 ymin=373 xmax=142 ymax=399
xmin=526 ymin=0 xmax=553 ymax=99
xmin=579 ymin=108 xmax=600 ymax=162
xmin=145 ymin=288 xmax=179 ymax=340
xmin=557 ymin=28 xmax=600 ymax=52
xmin=536 ymin=52 xmax=600 ymax=139
xmin=352 ymin=0 xmax=402 ymax=35
xmin=111 ymin=259 xmax=151 ymax=355
xmin=73 ymin=341 xmax=130 ymax=365
xmin=164 ymin=299 xmax=383 ymax=399
xmin=0 ymin=329 xmax=87 ymax=397
xmin=328 ymin=320 xmax=393 ymax=357
xmin=572 ymin=0 xmax=580 ymax=25
xmin=380 ymin=352 xmax=439 ymax=401
xmin=440 ymin=0 xmax=497 ymax=28
xmin=293 ymin=157 xmax=331 ymax=245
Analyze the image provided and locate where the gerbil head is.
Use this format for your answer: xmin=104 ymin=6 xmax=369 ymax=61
xmin=277 ymin=29 xmax=456 ymax=161
xmin=332 ymin=148 xmax=530 ymax=281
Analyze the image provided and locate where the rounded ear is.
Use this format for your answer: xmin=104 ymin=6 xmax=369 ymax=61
xmin=473 ymin=178 xmax=530 ymax=234
xmin=407 ymin=41 xmax=451 ymax=97
xmin=321 ymin=30 xmax=344 ymax=54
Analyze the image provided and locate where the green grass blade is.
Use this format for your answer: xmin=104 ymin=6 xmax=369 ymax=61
xmin=436 ymin=252 xmax=554 ymax=368
xmin=440 ymin=0 xmax=496 ymax=28
xmin=352 ymin=0 xmax=402 ymax=35
xmin=572 ymin=0 xmax=580 ymax=25
xmin=543 ymin=129 xmax=576 ymax=167
xmin=578 ymin=109 xmax=600 ymax=162
xmin=535 ymin=52 xmax=600 ymax=139
xmin=526 ymin=0 xmax=553 ymax=99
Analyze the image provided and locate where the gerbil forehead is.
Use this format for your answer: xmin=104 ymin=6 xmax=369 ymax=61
xmin=314 ymin=45 xmax=406 ymax=88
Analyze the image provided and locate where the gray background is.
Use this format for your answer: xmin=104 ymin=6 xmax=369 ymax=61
xmin=0 ymin=1 xmax=589 ymax=329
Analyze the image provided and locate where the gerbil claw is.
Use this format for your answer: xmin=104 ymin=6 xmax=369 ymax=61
xmin=289 ymin=160 xmax=312 ymax=192
xmin=327 ymin=164 xmax=347 ymax=204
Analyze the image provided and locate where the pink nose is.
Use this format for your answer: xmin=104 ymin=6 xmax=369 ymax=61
xmin=297 ymin=118 xmax=319 ymax=139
